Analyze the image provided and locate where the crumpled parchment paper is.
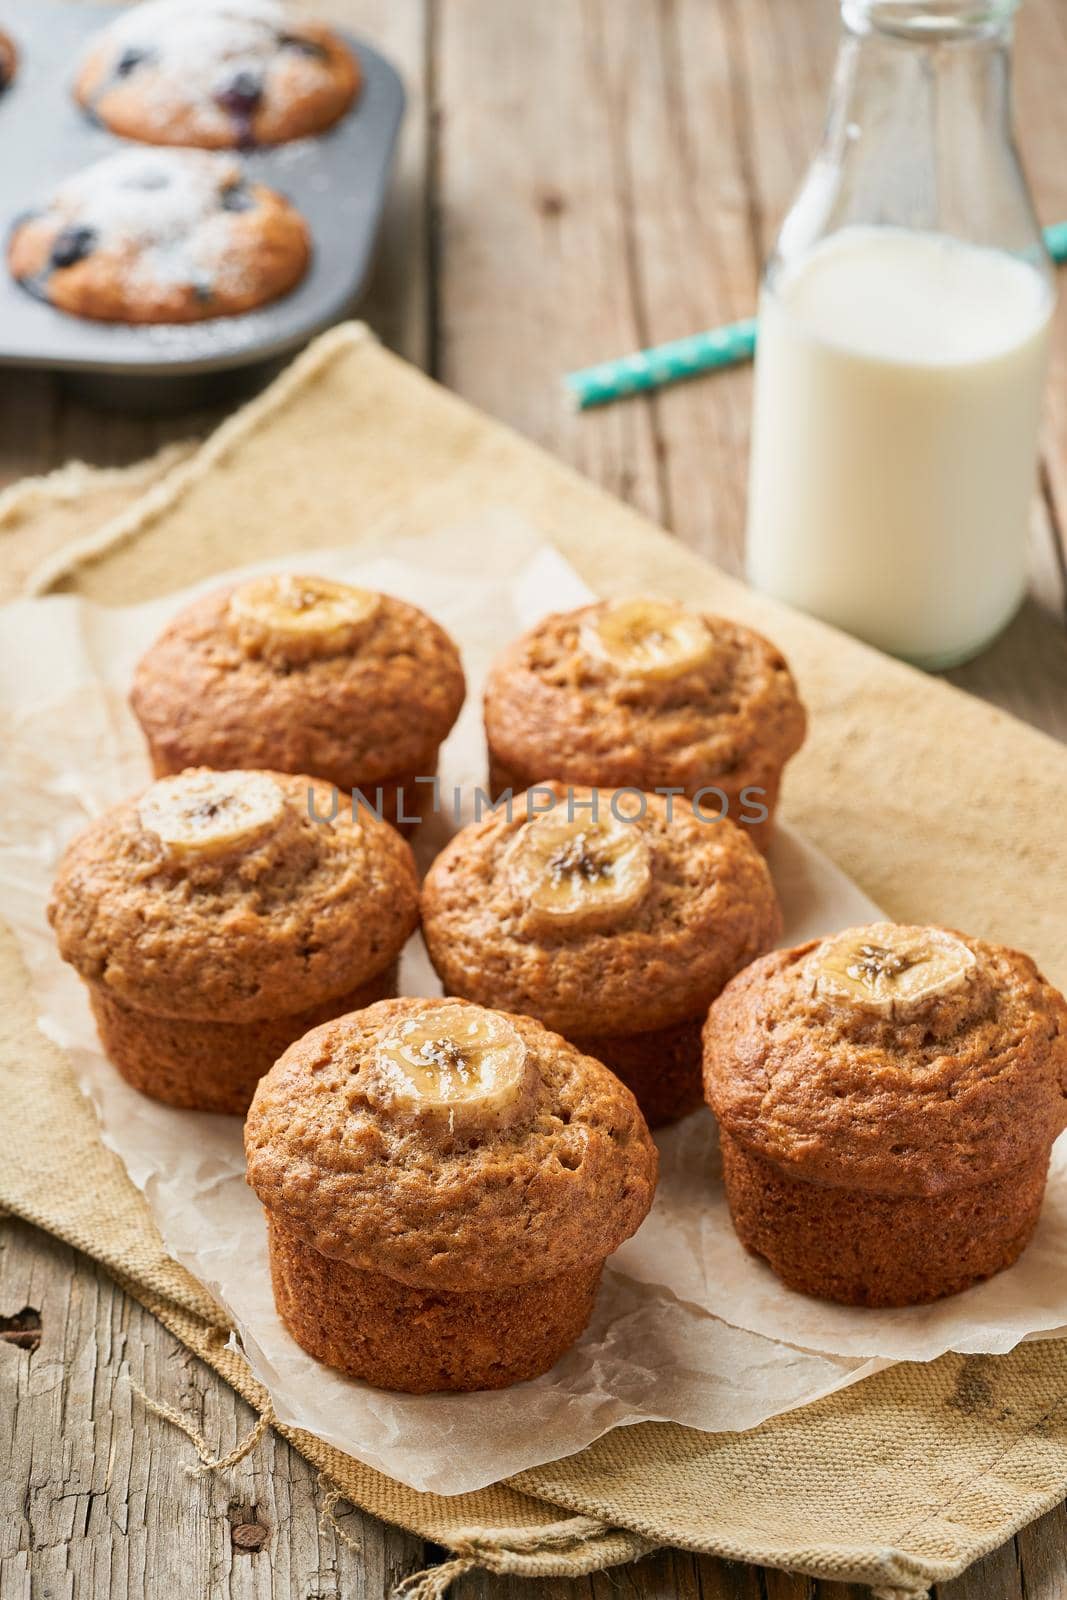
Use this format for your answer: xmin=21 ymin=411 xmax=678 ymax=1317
xmin=2 ymin=512 xmax=1062 ymax=1494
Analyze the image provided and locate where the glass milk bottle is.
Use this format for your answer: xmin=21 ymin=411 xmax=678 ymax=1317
xmin=746 ymin=0 xmax=1054 ymax=669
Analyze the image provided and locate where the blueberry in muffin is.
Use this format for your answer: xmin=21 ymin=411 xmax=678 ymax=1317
xmin=75 ymin=0 xmax=360 ymax=149
xmin=8 ymin=148 xmax=309 ymax=324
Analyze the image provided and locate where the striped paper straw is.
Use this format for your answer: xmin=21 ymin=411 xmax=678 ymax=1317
xmin=566 ymin=223 xmax=1067 ymax=411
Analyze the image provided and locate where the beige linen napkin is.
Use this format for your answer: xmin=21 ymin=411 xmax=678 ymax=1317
xmin=3 ymin=323 xmax=1067 ymax=1599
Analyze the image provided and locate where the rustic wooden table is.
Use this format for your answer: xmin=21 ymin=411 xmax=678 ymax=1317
xmin=3 ymin=3 xmax=1067 ymax=1597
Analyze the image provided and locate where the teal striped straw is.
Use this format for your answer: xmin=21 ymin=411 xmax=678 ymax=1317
xmin=565 ymin=223 xmax=1067 ymax=410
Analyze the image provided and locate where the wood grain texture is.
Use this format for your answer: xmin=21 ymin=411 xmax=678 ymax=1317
xmin=2 ymin=0 xmax=1066 ymax=1596
xmin=0 ymin=1217 xmax=426 ymax=1600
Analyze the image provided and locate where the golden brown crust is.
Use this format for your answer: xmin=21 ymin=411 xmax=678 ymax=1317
xmin=719 ymin=1130 xmax=1051 ymax=1307
xmin=244 ymin=997 xmax=658 ymax=1290
xmin=420 ymin=784 xmax=782 ymax=1037
xmin=483 ymin=603 xmax=806 ymax=842
xmin=130 ymin=584 xmax=466 ymax=791
xmin=75 ymin=10 xmax=360 ymax=149
xmin=8 ymin=153 xmax=309 ymax=324
xmin=570 ymin=1018 xmax=706 ymax=1128
xmin=89 ymin=960 xmax=397 ymax=1115
xmin=704 ymin=932 xmax=1067 ymax=1196
xmin=48 ymin=772 xmax=419 ymax=1024
xmin=267 ymin=1216 xmax=602 ymax=1391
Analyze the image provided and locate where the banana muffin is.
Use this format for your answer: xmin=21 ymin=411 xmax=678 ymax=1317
xmin=245 ymin=996 xmax=658 ymax=1391
xmin=703 ymin=922 xmax=1067 ymax=1307
xmin=129 ymin=575 xmax=466 ymax=829
xmin=75 ymin=0 xmax=360 ymax=149
xmin=421 ymin=783 xmax=782 ymax=1126
xmin=49 ymin=769 xmax=419 ymax=1114
xmin=484 ymin=598 xmax=806 ymax=852
xmin=8 ymin=149 xmax=309 ymax=324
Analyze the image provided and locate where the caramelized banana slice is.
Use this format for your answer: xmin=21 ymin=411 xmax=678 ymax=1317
xmin=374 ymin=1003 xmax=535 ymax=1135
xmin=582 ymin=597 xmax=713 ymax=681
xmin=137 ymin=770 xmax=285 ymax=860
xmin=814 ymin=922 xmax=977 ymax=1017
xmin=504 ymin=811 xmax=652 ymax=934
xmin=229 ymin=574 xmax=380 ymax=663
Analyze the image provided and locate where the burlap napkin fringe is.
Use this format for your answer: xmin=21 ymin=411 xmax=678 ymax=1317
xmin=22 ymin=323 xmax=372 ymax=598
xmin=128 ymin=1375 xmax=277 ymax=1477
xmin=0 ymin=442 xmax=197 ymax=606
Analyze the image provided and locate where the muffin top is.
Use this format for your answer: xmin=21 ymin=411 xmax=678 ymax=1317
xmin=75 ymin=0 xmax=360 ymax=149
xmin=421 ymin=784 xmax=782 ymax=1036
xmin=484 ymin=598 xmax=806 ymax=792
xmin=245 ymin=996 xmax=658 ymax=1290
xmin=130 ymin=575 xmax=466 ymax=784
xmin=8 ymin=149 xmax=309 ymax=325
xmin=49 ymin=769 xmax=418 ymax=1023
xmin=704 ymin=923 xmax=1067 ymax=1197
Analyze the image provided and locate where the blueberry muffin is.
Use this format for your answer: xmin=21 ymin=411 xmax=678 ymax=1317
xmin=245 ymin=996 xmax=658 ymax=1391
xmin=421 ymin=783 xmax=782 ymax=1126
xmin=75 ymin=0 xmax=360 ymax=149
xmin=49 ymin=770 xmax=419 ymax=1115
xmin=130 ymin=574 xmax=466 ymax=829
xmin=703 ymin=923 xmax=1067 ymax=1306
xmin=484 ymin=599 xmax=806 ymax=853
xmin=0 ymin=31 xmax=17 ymax=93
xmin=8 ymin=149 xmax=309 ymax=324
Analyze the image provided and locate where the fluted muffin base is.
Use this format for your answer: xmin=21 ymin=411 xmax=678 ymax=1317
xmin=572 ymin=1017 xmax=705 ymax=1128
xmin=266 ymin=1216 xmax=603 ymax=1393
xmin=719 ymin=1130 xmax=1052 ymax=1307
xmin=89 ymin=960 xmax=399 ymax=1116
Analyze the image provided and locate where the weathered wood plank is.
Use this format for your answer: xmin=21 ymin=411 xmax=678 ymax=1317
xmin=1017 ymin=0 xmax=1067 ymax=592
xmin=1017 ymin=1500 xmax=1067 ymax=1599
xmin=433 ymin=0 xmax=667 ymax=526
xmin=0 ymin=1216 xmax=428 ymax=1600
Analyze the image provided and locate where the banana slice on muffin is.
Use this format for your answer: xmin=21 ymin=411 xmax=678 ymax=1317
xmin=372 ymin=1001 xmax=536 ymax=1134
xmin=580 ymin=597 xmax=715 ymax=681
xmin=421 ymin=782 xmax=782 ymax=1126
xmin=49 ymin=770 xmax=419 ymax=1114
xmin=813 ymin=923 xmax=977 ymax=1016
xmin=245 ymin=997 xmax=658 ymax=1392
xmin=484 ymin=598 xmax=806 ymax=852
xmin=503 ymin=810 xmax=653 ymax=933
xmin=704 ymin=923 xmax=1067 ymax=1307
xmin=129 ymin=574 xmax=466 ymax=831
xmin=137 ymin=768 xmax=286 ymax=858
xmin=228 ymin=574 xmax=381 ymax=663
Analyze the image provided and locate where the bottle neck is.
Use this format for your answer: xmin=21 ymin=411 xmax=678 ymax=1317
xmin=770 ymin=0 xmax=1049 ymax=284
xmin=842 ymin=0 xmax=1017 ymax=42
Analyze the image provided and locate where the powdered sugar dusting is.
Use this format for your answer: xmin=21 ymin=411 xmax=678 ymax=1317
xmin=47 ymin=149 xmax=257 ymax=296
xmin=102 ymin=0 xmax=286 ymax=71
xmin=87 ymin=0 xmax=330 ymax=123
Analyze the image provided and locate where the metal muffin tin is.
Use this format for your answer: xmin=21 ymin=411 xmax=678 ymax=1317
xmin=0 ymin=1 xmax=404 ymax=409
